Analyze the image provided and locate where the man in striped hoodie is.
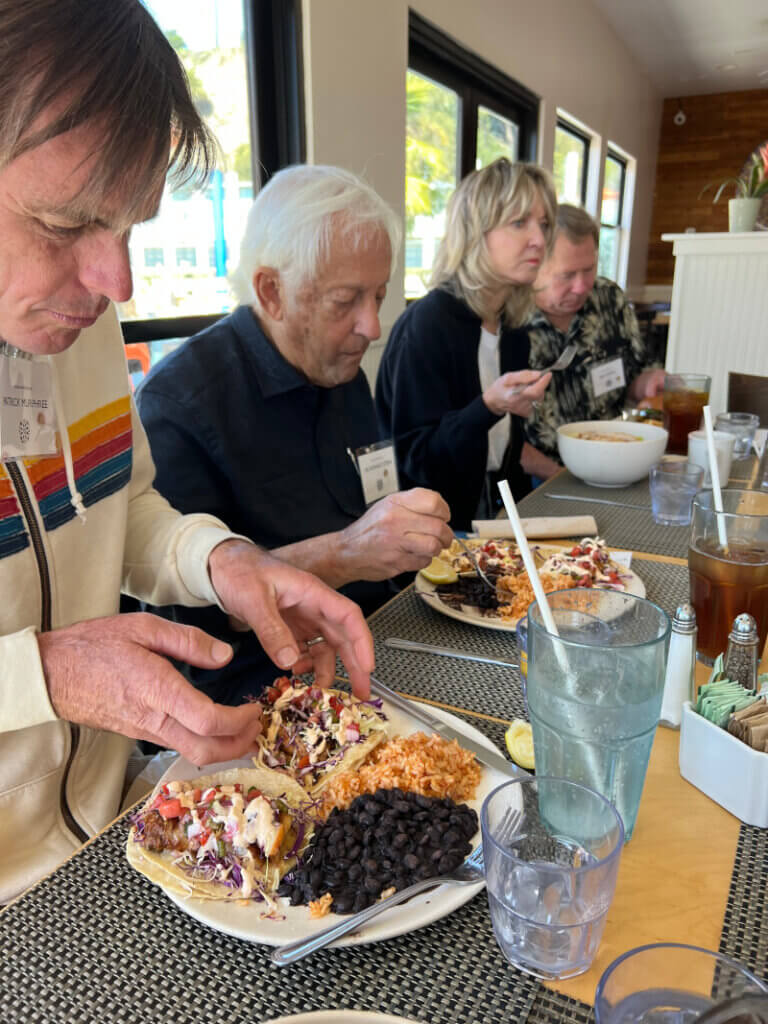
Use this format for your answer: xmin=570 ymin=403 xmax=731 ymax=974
xmin=0 ymin=0 xmax=373 ymax=902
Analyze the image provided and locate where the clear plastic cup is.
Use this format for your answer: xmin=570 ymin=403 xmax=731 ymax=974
xmin=649 ymin=458 xmax=704 ymax=526
xmin=482 ymin=777 xmax=624 ymax=980
xmin=526 ymin=589 xmax=671 ymax=840
xmin=595 ymin=942 xmax=768 ymax=1024
xmin=714 ymin=411 xmax=761 ymax=459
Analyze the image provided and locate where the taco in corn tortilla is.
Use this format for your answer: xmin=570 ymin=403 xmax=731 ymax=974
xmin=126 ymin=767 xmax=313 ymax=902
xmin=255 ymin=677 xmax=389 ymax=792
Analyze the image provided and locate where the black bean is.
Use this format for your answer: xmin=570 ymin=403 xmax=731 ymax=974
xmin=393 ymin=800 xmax=411 ymax=814
xmin=348 ymin=863 xmax=362 ymax=880
xmin=310 ymin=868 xmax=323 ymax=889
xmin=393 ymin=832 xmax=409 ymax=848
xmin=353 ymin=892 xmax=369 ymax=912
xmin=403 ymin=853 xmax=420 ymax=870
xmin=364 ymin=876 xmax=382 ymax=893
xmin=415 ymin=794 xmax=432 ymax=809
xmin=347 ymin=844 xmax=361 ymax=861
xmin=333 ymin=893 xmax=354 ymax=914
xmin=357 ymin=813 xmax=374 ymax=827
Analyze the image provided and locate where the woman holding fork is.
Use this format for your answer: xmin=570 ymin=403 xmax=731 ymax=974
xmin=375 ymin=158 xmax=557 ymax=530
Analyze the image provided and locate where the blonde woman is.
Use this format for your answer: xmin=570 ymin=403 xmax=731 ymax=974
xmin=376 ymin=158 xmax=557 ymax=529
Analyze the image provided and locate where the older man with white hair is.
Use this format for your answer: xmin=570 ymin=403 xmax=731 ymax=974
xmin=136 ymin=165 xmax=452 ymax=703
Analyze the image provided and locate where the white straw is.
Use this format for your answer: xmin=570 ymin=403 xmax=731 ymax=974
xmin=702 ymin=405 xmax=728 ymax=548
xmin=497 ymin=480 xmax=568 ymax=673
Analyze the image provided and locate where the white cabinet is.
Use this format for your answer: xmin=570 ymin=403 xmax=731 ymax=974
xmin=661 ymin=232 xmax=768 ymax=415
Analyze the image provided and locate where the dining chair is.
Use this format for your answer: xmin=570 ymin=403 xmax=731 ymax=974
xmin=728 ymin=371 xmax=768 ymax=426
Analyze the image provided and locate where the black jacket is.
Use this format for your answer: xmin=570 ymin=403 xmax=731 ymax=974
xmin=376 ymin=288 xmax=531 ymax=530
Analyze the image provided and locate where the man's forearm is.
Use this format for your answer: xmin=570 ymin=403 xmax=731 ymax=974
xmin=271 ymin=533 xmax=353 ymax=590
xmin=520 ymin=441 xmax=560 ymax=480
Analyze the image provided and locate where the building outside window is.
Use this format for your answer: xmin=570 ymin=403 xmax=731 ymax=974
xmin=117 ymin=0 xmax=253 ymax=324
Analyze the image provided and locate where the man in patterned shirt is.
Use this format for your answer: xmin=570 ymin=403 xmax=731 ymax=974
xmin=519 ymin=205 xmax=665 ymax=480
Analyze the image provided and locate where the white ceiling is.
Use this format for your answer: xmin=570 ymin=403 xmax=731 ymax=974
xmin=590 ymin=0 xmax=768 ymax=97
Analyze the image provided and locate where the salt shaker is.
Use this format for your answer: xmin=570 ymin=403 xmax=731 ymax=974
xmin=659 ymin=603 xmax=697 ymax=729
xmin=723 ymin=614 xmax=760 ymax=692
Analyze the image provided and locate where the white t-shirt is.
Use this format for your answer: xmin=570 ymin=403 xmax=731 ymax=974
xmin=478 ymin=326 xmax=510 ymax=472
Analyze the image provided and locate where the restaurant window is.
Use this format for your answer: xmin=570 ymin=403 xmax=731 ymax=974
xmin=143 ymin=247 xmax=165 ymax=269
xmin=405 ymin=12 xmax=538 ymax=298
xmin=553 ymin=119 xmax=589 ymax=205
xmin=119 ymin=0 xmax=305 ymax=368
xmin=598 ymin=150 xmax=628 ymax=282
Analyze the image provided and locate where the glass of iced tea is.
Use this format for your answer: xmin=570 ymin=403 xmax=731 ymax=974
xmin=688 ymin=489 xmax=768 ymax=666
xmin=663 ymin=373 xmax=711 ymax=455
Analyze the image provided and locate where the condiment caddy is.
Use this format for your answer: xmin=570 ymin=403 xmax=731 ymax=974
xmin=679 ymin=647 xmax=768 ymax=827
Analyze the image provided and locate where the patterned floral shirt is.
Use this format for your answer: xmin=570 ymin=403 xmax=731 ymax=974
xmin=523 ymin=277 xmax=659 ymax=460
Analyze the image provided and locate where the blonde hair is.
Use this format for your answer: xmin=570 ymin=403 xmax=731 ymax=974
xmin=431 ymin=159 xmax=557 ymax=325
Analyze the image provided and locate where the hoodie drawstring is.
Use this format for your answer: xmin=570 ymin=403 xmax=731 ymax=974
xmin=49 ymin=357 xmax=87 ymax=523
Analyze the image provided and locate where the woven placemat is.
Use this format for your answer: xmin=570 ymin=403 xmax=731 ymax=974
xmin=719 ymin=823 xmax=768 ymax=977
xmin=0 ymin=811 xmax=540 ymax=1024
xmin=351 ymin=561 xmax=690 ymax=723
xmin=527 ymin=988 xmax=594 ymax=1024
xmin=535 ymin=470 xmax=652 ymax=507
xmin=518 ymin=485 xmax=690 ymax=559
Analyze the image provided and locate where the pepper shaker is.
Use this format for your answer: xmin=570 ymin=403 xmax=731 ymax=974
xmin=723 ymin=614 xmax=760 ymax=692
xmin=660 ymin=603 xmax=697 ymax=729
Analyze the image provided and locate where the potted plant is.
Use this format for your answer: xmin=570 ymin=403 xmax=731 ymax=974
xmin=700 ymin=144 xmax=768 ymax=232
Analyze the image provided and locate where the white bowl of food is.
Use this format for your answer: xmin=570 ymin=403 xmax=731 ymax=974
xmin=557 ymin=420 xmax=669 ymax=487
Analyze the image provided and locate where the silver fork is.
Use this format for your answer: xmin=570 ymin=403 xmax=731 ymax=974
xmin=451 ymin=535 xmax=498 ymax=594
xmin=509 ymin=343 xmax=577 ymax=396
xmin=270 ymin=844 xmax=485 ymax=966
xmin=497 ymin=806 xmax=527 ymax=848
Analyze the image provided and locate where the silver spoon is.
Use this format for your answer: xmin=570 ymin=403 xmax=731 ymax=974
xmin=509 ymin=343 xmax=577 ymax=395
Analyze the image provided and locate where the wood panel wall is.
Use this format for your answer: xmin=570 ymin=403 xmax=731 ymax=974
xmin=647 ymin=89 xmax=768 ymax=284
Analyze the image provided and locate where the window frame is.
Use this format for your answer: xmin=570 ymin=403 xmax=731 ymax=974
xmin=408 ymin=11 xmax=539 ymax=177
xmin=601 ymin=149 xmax=627 ymax=228
xmin=554 ymin=117 xmax=591 ymax=206
xmin=121 ymin=0 xmax=305 ymax=347
xmin=597 ymin=146 xmax=632 ymax=285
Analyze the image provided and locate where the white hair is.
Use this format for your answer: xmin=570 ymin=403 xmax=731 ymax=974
xmin=230 ymin=164 xmax=401 ymax=305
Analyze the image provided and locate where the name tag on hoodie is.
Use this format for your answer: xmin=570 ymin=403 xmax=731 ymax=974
xmin=0 ymin=349 xmax=59 ymax=459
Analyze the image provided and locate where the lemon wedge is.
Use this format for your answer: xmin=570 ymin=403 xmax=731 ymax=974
xmin=505 ymin=719 xmax=535 ymax=770
xmin=419 ymin=557 xmax=458 ymax=585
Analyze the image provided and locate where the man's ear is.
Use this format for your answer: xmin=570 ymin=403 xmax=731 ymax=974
xmin=252 ymin=267 xmax=284 ymax=321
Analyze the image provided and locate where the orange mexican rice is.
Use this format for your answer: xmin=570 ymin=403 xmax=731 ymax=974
xmin=496 ymin=569 xmax=575 ymax=621
xmin=319 ymin=731 xmax=482 ymax=818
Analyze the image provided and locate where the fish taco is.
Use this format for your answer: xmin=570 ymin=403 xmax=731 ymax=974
xmin=255 ymin=677 xmax=389 ymax=791
xmin=126 ymin=767 xmax=314 ymax=902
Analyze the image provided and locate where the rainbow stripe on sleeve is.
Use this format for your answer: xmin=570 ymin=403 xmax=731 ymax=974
xmin=0 ymin=397 xmax=133 ymax=557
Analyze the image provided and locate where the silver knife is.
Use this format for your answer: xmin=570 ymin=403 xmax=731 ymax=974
xmin=545 ymin=493 xmax=650 ymax=511
xmin=370 ymin=674 xmax=527 ymax=778
xmin=384 ymin=637 xmax=519 ymax=670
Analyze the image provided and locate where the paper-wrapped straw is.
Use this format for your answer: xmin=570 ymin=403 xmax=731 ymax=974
xmin=497 ymin=480 xmax=568 ymax=672
xmin=702 ymin=405 xmax=728 ymax=549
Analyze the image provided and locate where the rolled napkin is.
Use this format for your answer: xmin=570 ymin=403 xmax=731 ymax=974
xmin=471 ymin=514 xmax=598 ymax=539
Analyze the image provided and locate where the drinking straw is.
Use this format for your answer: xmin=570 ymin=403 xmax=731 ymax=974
xmin=498 ymin=479 xmax=603 ymax=793
xmin=702 ymin=405 xmax=729 ymax=550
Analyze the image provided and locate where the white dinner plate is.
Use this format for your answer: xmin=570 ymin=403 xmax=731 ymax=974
xmin=414 ymin=542 xmax=645 ymax=633
xmin=149 ymin=700 xmax=519 ymax=947
xmin=262 ymin=1014 xmax=423 ymax=1024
